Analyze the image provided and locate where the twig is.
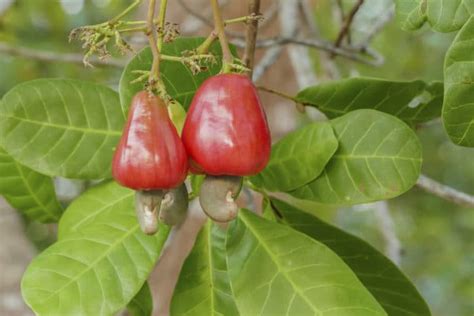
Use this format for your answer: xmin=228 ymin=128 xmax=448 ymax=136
xmin=373 ymin=201 xmax=402 ymax=265
xmin=252 ymin=46 xmax=283 ymax=81
xmin=146 ymin=0 xmax=160 ymax=82
xmin=232 ymin=36 xmax=383 ymax=66
xmin=279 ymin=0 xmax=318 ymax=92
xmin=300 ymin=0 xmax=340 ymax=80
xmin=156 ymin=0 xmax=168 ymax=51
xmin=178 ymin=0 xmax=276 ymax=33
xmin=331 ymin=0 xmax=364 ymax=57
xmin=355 ymin=3 xmax=395 ymax=50
xmin=243 ymin=0 xmax=261 ymax=77
xmin=109 ymin=0 xmax=142 ymax=25
xmin=177 ymin=0 xmax=213 ymax=28
xmin=257 ymin=86 xmax=298 ymax=103
xmin=416 ymin=174 xmax=474 ymax=208
xmin=0 ymin=42 xmax=126 ymax=68
xmin=177 ymin=0 xmax=242 ymax=38
xmin=210 ymin=0 xmax=233 ymax=68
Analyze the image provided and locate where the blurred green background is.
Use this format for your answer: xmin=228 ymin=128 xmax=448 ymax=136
xmin=0 ymin=1 xmax=472 ymax=315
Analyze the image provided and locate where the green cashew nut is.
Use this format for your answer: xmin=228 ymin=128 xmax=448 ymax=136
xmin=159 ymin=183 xmax=189 ymax=226
xmin=199 ymin=175 xmax=242 ymax=222
xmin=134 ymin=189 xmax=164 ymax=235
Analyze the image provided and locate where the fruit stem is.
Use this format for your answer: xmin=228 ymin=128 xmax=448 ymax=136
xmin=196 ymin=30 xmax=218 ymax=55
xmin=243 ymin=0 xmax=261 ymax=77
xmin=257 ymin=86 xmax=299 ymax=103
xmin=146 ymin=0 xmax=161 ymax=84
xmin=109 ymin=0 xmax=142 ymax=25
xmin=210 ymin=0 xmax=234 ymax=72
xmin=156 ymin=0 xmax=168 ymax=51
xmin=195 ymin=15 xmax=262 ymax=55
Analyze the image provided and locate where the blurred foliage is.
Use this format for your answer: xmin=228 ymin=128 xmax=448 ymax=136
xmin=0 ymin=0 xmax=131 ymax=95
xmin=312 ymin=1 xmax=474 ymax=316
xmin=0 ymin=1 xmax=472 ymax=316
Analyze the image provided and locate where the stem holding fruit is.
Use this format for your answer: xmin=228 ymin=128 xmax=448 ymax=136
xmin=156 ymin=0 xmax=168 ymax=51
xmin=146 ymin=0 xmax=161 ymax=84
xmin=109 ymin=0 xmax=142 ymax=25
xmin=243 ymin=0 xmax=261 ymax=76
xmin=210 ymin=0 xmax=234 ymax=72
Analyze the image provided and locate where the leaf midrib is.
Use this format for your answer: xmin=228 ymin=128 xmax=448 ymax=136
xmin=206 ymin=224 xmax=218 ymax=316
xmin=66 ymin=192 xmax=134 ymax=235
xmin=14 ymin=161 xmax=60 ymax=221
xmin=334 ymin=154 xmax=421 ymax=161
xmin=1 ymin=114 xmax=121 ymax=136
xmin=239 ymin=213 xmax=322 ymax=315
xmin=39 ymin=224 xmax=140 ymax=305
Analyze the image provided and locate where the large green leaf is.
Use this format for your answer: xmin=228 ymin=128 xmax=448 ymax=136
xmin=226 ymin=209 xmax=386 ymax=316
xmin=0 ymin=146 xmax=62 ymax=222
xmin=57 ymin=181 xmax=133 ymax=239
xmin=120 ymin=37 xmax=231 ymax=111
xmin=443 ymin=15 xmax=474 ymax=147
xmin=291 ymin=110 xmax=422 ymax=205
xmin=171 ymin=222 xmax=239 ymax=316
xmin=127 ymin=282 xmax=153 ymax=316
xmin=296 ymin=78 xmax=443 ymax=125
xmin=0 ymin=79 xmax=125 ymax=179
xmin=395 ymin=0 xmax=474 ymax=32
xmin=22 ymin=181 xmax=169 ymax=316
xmin=394 ymin=0 xmax=427 ymax=31
xmin=250 ymin=122 xmax=338 ymax=192
xmin=271 ymin=198 xmax=432 ymax=316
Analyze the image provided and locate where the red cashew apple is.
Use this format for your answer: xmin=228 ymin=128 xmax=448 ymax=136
xmin=112 ymin=91 xmax=188 ymax=190
xmin=182 ymin=73 xmax=271 ymax=176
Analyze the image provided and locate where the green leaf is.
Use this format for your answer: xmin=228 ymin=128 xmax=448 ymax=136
xmin=426 ymin=0 xmax=474 ymax=32
xmin=226 ymin=209 xmax=386 ymax=316
xmin=171 ymin=222 xmax=239 ymax=316
xmin=271 ymin=198 xmax=432 ymax=316
xmin=120 ymin=37 xmax=231 ymax=111
xmin=127 ymin=282 xmax=153 ymax=316
xmin=0 ymin=146 xmax=62 ymax=222
xmin=291 ymin=110 xmax=422 ymax=205
xmin=0 ymin=79 xmax=125 ymax=179
xmin=250 ymin=122 xmax=338 ymax=192
xmin=395 ymin=0 xmax=474 ymax=32
xmin=443 ymin=15 xmax=474 ymax=147
xmin=296 ymin=78 xmax=443 ymax=126
xmin=190 ymin=174 xmax=205 ymax=198
xmin=394 ymin=0 xmax=427 ymax=31
xmin=57 ymin=181 xmax=133 ymax=239
xmin=22 ymin=181 xmax=169 ymax=316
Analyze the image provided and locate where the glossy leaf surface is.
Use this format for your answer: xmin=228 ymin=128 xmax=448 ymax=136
xmin=395 ymin=0 xmax=474 ymax=32
xmin=22 ymin=181 xmax=169 ymax=315
xmin=127 ymin=282 xmax=153 ymax=316
xmin=171 ymin=222 xmax=239 ymax=315
xmin=0 ymin=146 xmax=62 ymax=222
xmin=226 ymin=209 xmax=386 ymax=316
xmin=250 ymin=122 xmax=338 ymax=192
xmin=292 ymin=110 xmax=422 ymax=205
xmin=443 ymin=15 xmax=474 ymax=147
xmin=296 ymin=78 xmax=443 ymax=125
xmin=0 ymin=79 xmax=125 ymax=179
xmin=271 ymin=198 xmax=432 ymax=316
